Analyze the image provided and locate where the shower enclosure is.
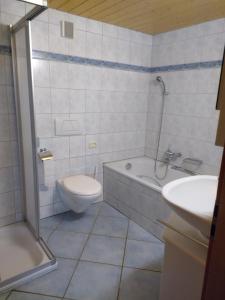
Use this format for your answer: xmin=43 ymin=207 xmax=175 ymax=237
xmin=0 ymin=2 xmax=57 ymax=294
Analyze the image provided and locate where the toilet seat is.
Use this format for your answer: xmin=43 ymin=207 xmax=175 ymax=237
xmin=62 ymin=175 xmax=102 ymax=197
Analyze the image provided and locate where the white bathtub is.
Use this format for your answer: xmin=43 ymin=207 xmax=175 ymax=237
xmin=103 ymin=157 xmax=189 ymax=239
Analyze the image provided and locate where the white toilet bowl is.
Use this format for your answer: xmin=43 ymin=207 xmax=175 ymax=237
xmin=57 ymin=175 xmax=102 ymax=213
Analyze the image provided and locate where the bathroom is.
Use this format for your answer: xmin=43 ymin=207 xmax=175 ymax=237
xmin=0 ymin=0 xmax=225 ymax=299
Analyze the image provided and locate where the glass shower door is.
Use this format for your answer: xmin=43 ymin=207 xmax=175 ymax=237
xmin=11 ymin=21 xmax=40 ymax=238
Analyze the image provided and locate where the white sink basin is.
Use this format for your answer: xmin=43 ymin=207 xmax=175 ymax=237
xmin=162 ymin=175 xmax=218 ymax=237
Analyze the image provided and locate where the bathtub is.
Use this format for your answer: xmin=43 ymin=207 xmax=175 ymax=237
xmin=103 ymin=157 xmax=189 ymax=239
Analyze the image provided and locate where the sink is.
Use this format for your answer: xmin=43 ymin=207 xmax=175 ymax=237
xmin=162 ymin=175 xmax=218 ymax=237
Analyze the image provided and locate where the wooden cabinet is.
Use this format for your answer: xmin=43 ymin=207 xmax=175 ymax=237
xmin=216 ymin=48 xmax=225 ymax=146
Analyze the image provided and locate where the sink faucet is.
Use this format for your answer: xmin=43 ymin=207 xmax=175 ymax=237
xmin=163 ymin=148 xmax=182 ymax=163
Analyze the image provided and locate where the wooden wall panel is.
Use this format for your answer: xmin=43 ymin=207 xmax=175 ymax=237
xmin=48 ymin=0 xmax=225 ymax=34
xmin=216 ymin=48 xmax=225 ymax=147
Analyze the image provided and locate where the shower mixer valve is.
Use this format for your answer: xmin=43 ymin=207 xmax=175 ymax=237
xmin=163 ymin=149 xmax=182 ymax=163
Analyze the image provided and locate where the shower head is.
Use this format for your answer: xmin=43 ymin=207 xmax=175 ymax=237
xmin=156 ymin=76 xmax=163 ymax=82
xmin=156 ymin=76 xmax=168 ymax=95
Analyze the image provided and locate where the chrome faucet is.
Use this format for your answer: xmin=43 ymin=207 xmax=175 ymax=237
xmin=163 ymin=148 xmax=182 ymax=163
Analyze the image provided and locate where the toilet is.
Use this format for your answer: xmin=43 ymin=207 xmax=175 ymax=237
xmin=57 ymin=175 xmax=102 ymax=213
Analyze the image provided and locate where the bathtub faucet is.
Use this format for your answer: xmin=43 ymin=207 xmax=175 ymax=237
xmin=163 ymin=148 xmax=182 ymax=163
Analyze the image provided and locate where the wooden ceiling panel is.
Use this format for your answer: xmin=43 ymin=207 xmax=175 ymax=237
xmin=48 ymin=0 xmax=225 ymax=34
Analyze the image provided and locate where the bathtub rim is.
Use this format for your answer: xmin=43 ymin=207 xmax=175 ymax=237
xmin=103 ymin=157 xmax=162 ymax=193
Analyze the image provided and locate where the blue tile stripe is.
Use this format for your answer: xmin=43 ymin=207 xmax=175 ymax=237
xmin=32 ymin=50 xmax=223 ymax=73
xmin=0 ymin=45 xmax=222 ymax=73
xmin=32 ymin=50 xmax=151 ymax=73
xmin=150 ymin=60 xmax=222 ymax=73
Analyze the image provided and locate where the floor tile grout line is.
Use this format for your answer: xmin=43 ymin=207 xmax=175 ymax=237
xmin=41 ymin=215 xmax=66 ymax=243
xmin=62 ymin=202 xmax=104 ymax=299
xmin=45 ymin=228 xmax=163 ymax=244
xmin=6 ymin=205 xmax=161 ymax=300
xmin=48 ymin=256 xmax=162 ymax=273
xmin=105 ymin=198 xmax=165 ymax=243
xmin=11 ymin=218 xmax=66 ymax=295
xmin=7 ymin=290 xmax=63 ymax=299
xmin=11 ymin=207 xmax=101 ymax=299
xmin=11 ymin=203 xmax=162 ymax=299
xmin=116 ymin=218 xmax=130 ymax=300
xmin=41 ymin=208 xmax=162 ymax=245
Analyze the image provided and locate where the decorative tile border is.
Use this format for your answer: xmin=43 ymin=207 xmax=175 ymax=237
xmin=150 ymin=60 xmax=222 ymax=73
xmin=32 ymin=50 xmax=151 ymax=73
xmin=0 ymin=45 xmax=222 ymax=73
xmin=33 ymin=50 xmax=222 ymax=73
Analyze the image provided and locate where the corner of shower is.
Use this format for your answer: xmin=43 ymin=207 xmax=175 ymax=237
xmin=0 ymin=3 xmax=57 ymax=295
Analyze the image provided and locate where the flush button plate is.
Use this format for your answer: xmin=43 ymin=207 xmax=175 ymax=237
xmin=55 ymin=119 xmax=83 ymax=136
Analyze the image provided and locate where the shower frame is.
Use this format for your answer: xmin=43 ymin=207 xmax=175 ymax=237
xmin=0 ymin=3 xmax=57 ymax=294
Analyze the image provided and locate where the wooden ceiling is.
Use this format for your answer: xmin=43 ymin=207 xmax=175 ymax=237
xmin=48 ymin=0 xmax=225 ymax=34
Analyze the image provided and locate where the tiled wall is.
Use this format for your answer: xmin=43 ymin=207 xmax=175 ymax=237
xmin=31 ymin=8 xmax=152 ymax=218
xmin=0 ymin=0 xmax=35 ymax=227
xmin=145 ymin=19 xmax=225 ymax=174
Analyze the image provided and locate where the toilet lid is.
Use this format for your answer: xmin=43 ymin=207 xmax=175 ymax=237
xmin=62 ymin=175 xmax=102 ymax=196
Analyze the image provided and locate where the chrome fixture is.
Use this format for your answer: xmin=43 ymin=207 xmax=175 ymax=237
xmin=182 ymin=157 xmax=203 ymax=168
xmin=38 ymin=148 xmax=53 ymax=161
xmin=163 ymin=149 xmax=182 ymax=163
xmin=156 ymin=76 xmax=169 ymax=95
xmin=154 ymin=76 xmax=169 ymax=179
xmin=125 ymin=163 xmax=132 ymax=170
xmin=171 ymin=157 xmax=203 ymax=175
xmin=171 ymin=165 xmax=197 ymax=175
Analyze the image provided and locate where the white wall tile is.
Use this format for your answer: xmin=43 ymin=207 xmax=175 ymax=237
xmin=0 ymin=191 xmax=15 ymax=218
xmin=68 ymin=14 xmax=86 ymax=31
xmin=86 ymin=18 xmax=102 ymax=34
xmin=68 ymin=64 xmax=87 ymax=89
xmin=49 ymin=23 xmax=68 ymax=54
xmin=0 ymin=167 xmax=13 ymax=194
xmin=36 ymin=114 xmax=53 ymax=138
xmin=69 ymin=135 xmax=85 ymax=157
xmin=69 ymin=89 xmax=86 ymax=113
xmin=68 ymin=29 xmax=86 ymax=57
xmin=0 ymin=85 xmax=8 ymax=114
xmin=33 ymin=60 xmax=50 ymax=88
xmin=86 ymin=32 xmax=102 ymax=59
xmin=0 ymin=114 xmax=10 ymax=141
xmin=102 ymin=35 xmax=117 ymax=61
xmin=31 ymin=21 xmax=49 ymax=52
xmin=102 ymin=23 xmax=118 ymax=38
xmin=117 ymin=39 xmax=130 ymax=64
xmin=52 ymin=137 xmax=69 ymax=159
xmin=50 ymin=61 xmax=68 ymax=88
xmin=51 ymin=88 xmax=69 ymax=114
xmin=1 ymin=0 xmax=25 ymax=16
xmin=33 ymin=87 xmax=51 ymax=114
xmin=0 ymin=141 xmax=13 ymax=168
xmin=70 ymin=156 xmax=85 ymax=174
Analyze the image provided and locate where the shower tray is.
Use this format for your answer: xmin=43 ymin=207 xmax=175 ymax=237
xmin=0 ymin=222 xmax=57 ymax=294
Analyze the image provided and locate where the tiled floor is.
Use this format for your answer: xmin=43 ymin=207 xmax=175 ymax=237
xmin=3 ymin=202 xmax=164 ymax=300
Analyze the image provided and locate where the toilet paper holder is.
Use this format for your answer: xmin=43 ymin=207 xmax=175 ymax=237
xmin=38 ymin=148 xmax=53 ymax=161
